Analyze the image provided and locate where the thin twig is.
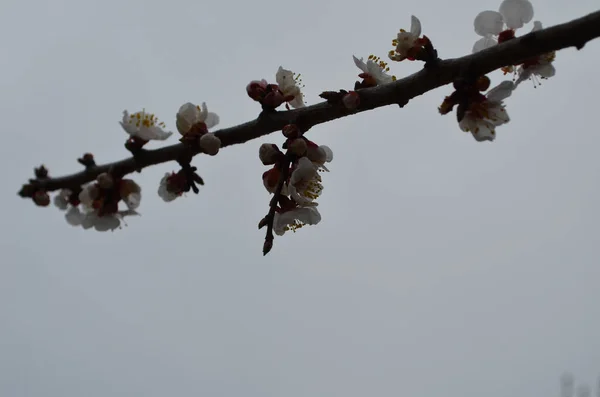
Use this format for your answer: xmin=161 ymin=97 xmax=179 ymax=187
xmin=17 ymin=10 xmax=600 ymax=196
xmin=262 ymin=157 xmax=291 ymax=256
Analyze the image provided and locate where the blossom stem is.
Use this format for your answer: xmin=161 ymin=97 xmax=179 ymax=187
xmin=263 ymin=156 xmax=292 ymax=256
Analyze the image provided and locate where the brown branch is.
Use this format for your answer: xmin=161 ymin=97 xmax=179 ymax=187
xmin=261 ymin=156 xmax=292 ymax=256
xmin=18 ymin=10 xmax=600 ymax=196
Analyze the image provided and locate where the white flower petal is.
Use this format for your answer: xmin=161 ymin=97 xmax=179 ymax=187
xmin=410 ymin=15 xmax=422 ymax=37
xmin=536 ymin=63 xmax=556 ymax=78
xmin=472 ymin=35 xmax=498 ymax=53
xmin=144 ymin=126 xmax=172 ymax=141
xmin=158 ymin=173 xmax=179 ymax=202
xmin=320 ymin=145 xmax=333 ymax=162
xmin=486 ymin=81 xmax=515 ymax=102
xmin=177 ymin=103 xmax=201 ymax=126
xmin=65 ymin=206 xmax=84 ymax=226
xmin=276 ymin=66 xmax=295 ymax=90
xmin=199 ymin=102 xmax=209 ymax=122
xmin=471 ymin=121 xmax=496 ymax=142
xmin=499 ymin=0 xmax=534 ymax=30
xmin=352 ymin=55 xmax=368 ymax=73
xmin=273 ymin=207 xmax=322 ymax=236
xmin=125 ymin=192 xmax=141 ymax=210
xmin=474 ymin=10 xmax=504 ymax=36
xmin=204 ymin=112 xmax=220 ymax=129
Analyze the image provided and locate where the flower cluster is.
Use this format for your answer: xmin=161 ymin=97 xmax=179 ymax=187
xmin=439 ymin=76 xmax=514 ymax=142
xmin=472 ymin=0 xmax=556 ymax=87
xmin=259 ymin=124 xmax=333 ymax=238
xmin=247 ymin=67 xmax=305 ymax=110
xmin=388 ymin=16 xmax=434 ymax=63
xmin=54 ymin=173 xmax=141 ymax=231
xmin=175 ymin=102 xmax=221 ymax=155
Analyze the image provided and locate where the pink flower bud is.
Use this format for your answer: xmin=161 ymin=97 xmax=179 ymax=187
xmin=246 ymin=79 xmax=268 ymax=101
xmin=33 ymin=190 xmax=50 ymax=207
xmin=259 ymin=143 xmax=282 ymax=165
xmin=262 ymin=89 xmax=285 ymax=109
xmin=282 ymin=124 xmax=300 ymax=139
xmin=342 ymin=91 xmax=360 ymax=109
xmin=262 ymin=167 xmax=281 ymax=193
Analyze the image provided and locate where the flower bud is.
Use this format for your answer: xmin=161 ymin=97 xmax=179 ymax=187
xmin=262 ymin=167 xmax=281 ymax=193
xmin=259 ymin=143 xmax=282 ymax=165
xmin=33 ymin=190 xmax=50 ymax=207
xmin=199 ymin=133 xmax=221 ymax=156
xmin=288 ymin=138 xmax=307 ymax=156
xmin=96 ymin=173 xmax=114 ymax=189
xmin=476 ymin=75 xmax=491 ymax=92
xmin=34 ymin=165 xmax=48 ymax=179
xmin=246 ymin=79 xmax=268 ymax=101
xmin=342 ymin=91 xmax=360 ymax=109
xmin=282 ymin=124 xmax=300 ymax=139
xmin=262 ymin=89 xmax=285 ymax=109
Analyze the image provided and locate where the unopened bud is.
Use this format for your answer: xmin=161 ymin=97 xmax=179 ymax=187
xmin=476 ymin=75 xmax=491 ymax=92
xmin=263 ymin=239 xmax=274 ymax=256
xmin=342 ymin=91 xmax=360 ymax=109
xmin=34 ymin=165 xmax=49 ymax=179
xmin=259 ymin=143 xmax=282 ymax=165
xmin=262 ymin=88 xmax=285 ymax=109
xmin=288 ymin=138 xmax=307 ymax=156
xmin=199 ymin=133 xmax=221 ymax=156
xmin=282 ymin=124 xmax=300 ymax=139
xmin=96 ymin=173 xmax=114 ymax=189
xmin=246 ymin=79 xmax=268 ymax=101
xmin=33 ymin=190 xmax=50 ymax=207
xmin=438 ymin=97 xmax=454 ymax=115
xmin=262 ymin=167 xmax=281 ymax=193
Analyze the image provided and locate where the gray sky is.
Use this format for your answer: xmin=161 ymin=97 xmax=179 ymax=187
xmin=1 ymin=0 xmax=599 ymax=396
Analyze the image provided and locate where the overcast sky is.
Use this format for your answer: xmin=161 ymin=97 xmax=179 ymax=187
xmin=1 ymin=0 xmax=599 ymax=396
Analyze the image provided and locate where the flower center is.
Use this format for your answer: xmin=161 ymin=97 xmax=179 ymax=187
xmin=285 ymin=219 xmax=306 ymax=233
xmin=128 ymin=110 xmax=166 ymax=129
xmin=301 ymin=174 xmax=323 ymax=201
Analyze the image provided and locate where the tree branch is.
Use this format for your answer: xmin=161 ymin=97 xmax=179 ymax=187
xmin=18 ymin=10 xmax=600 ymax=195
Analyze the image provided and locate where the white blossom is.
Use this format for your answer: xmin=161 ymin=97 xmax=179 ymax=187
xmin=389 ymin=15 xmax=422 ymax=62
xmin=514 ymin=22 xmax=556 ymax=86
xmin=459 ymin=81 xmax=514 ymax=142
xmin=120 ymin=110 xmax=172 ymax=141
xmin=273 ymin=207 xmax=322 ymax=236
xmin=289 ymin=157 xmax=323 ymax=207
xmin=53 ymin=189 xmax=72 ymax=210
xmin=276 ymin=66 xmax=305 ymax=108
xmin=353 ymin=55 xmax=396 ymax=85
xmin=176 ymin=102 xmax=220 ymax=135
xmin=158 ymin=173 xmax=180 ymax=202
xmin=472 ymin=0 xmax=534 ymax=53
xmin=306 ymin=144 xmax=333 ymax=171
